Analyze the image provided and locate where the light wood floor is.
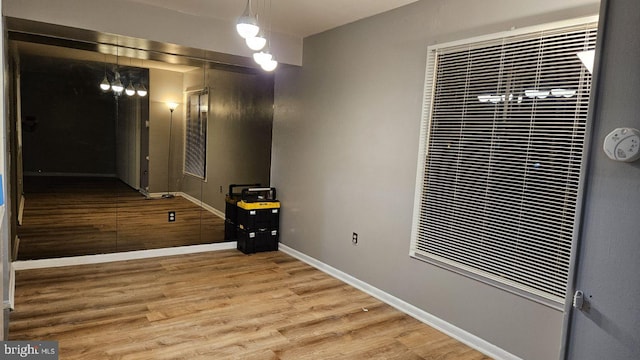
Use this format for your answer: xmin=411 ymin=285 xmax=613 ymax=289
xmin=18 ymin=177 xmax=225 ymax=260
xmin=9 ymin=250 xmax=491 ymax=360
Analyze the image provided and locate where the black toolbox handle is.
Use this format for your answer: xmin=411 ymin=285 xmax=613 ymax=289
xmin=228 ymin=183 xmax=261 ymax=197
xmin=241 ymin=187 xmax=277 ymax=201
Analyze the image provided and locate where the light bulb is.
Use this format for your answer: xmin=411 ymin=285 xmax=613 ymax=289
xmin=100 ymin=76 xmax=111 ymax=91
xmin=136 ymin=84 xmax=147 ymax=97
xmin=246 ymin=35 xmax=267 ymax=51
xmin=477 ymin=94 xmax=491 ymax=103
xmin=253 ymin=51 xmax=272 ymax=65
xmin=236 ymin=0 xmax=259 ymax=39
xmin=261 ymin=58 xmax=278 ymax=72
xmin=111 ymin=79 xmax=124 ymax=95
xmin=488 ymin=95 xmax=501 ymax=103
xmin=524 ymin=89 xmax=549 ymax=99
xmin=237 ymin=23 xmax=260 ymax=39
xmin=551 ymin=89 xmax=576 ymax=98
xmin=125 ymin=82 xmax=136 ymax=96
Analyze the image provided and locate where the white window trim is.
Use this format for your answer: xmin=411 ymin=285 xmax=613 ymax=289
xmin=410 ymin=15 xmax=599 ymax=310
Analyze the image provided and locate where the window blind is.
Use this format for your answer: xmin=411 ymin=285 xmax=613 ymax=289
xmin=185 ymin=90 xmax=208 ymax=179
xmin=411 ymin=20 xmax=597 ymax=304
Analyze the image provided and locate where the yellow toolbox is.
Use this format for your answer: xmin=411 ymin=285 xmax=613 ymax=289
xmin=236 ymin=187 xmax=280 ymax=254
xmin=236 ymin=187 xmax=280 ymax=231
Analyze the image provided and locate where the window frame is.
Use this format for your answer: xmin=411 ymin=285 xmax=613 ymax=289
xmin=410 ymin=16 xmax=599 ymax=309
xmin=183 ymin=88 xmax=209 ymax=180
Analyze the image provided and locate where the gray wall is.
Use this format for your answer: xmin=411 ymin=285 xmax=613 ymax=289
xmin=271 ymin=0 xmax=599 ymax=359
xmin=566 ymin=0 xmax=640 ymax=358
xmin=181 ymin=66 xmax=273 ymax=213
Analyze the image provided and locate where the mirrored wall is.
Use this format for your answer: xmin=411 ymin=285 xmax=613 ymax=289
xmin=7 ymin=19 xmax=274 ymax=260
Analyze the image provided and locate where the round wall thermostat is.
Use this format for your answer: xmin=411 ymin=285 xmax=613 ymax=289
xmin=603 ymin=127 xmax=640 ymax=162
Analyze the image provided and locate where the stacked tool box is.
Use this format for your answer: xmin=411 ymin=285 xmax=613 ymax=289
xmin=224 ymin=183 xmax=260 ymax=241
xmin=235 ymin=187 xmax=280 ymax=254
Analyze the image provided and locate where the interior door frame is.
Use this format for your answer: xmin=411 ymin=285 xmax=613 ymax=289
xmin=559 ymin=0 xmax=608 ymax=357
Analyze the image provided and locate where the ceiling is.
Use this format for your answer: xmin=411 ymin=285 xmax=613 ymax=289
xmin=127 ymin=0 xmax=419 ymax=38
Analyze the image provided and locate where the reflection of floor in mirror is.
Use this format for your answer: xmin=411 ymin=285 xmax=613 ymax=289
xmin=17 ymin=176 xmax=225 ymax=260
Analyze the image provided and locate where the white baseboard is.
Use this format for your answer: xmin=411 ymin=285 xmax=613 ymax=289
xmin=9 ymin=264 xmax=15 ymax=310
xmin=147 ymin=192 xmax=225 ymax=220
xmin=12 ymin=236 xmax=19 ymax=262
xmin=3 ymin=263 xmax=15 ymax=311
xmin=179 ymin=192 xmax=225 ymax=220
xmin=147 ymin=191 xmax=179 ymax=199
xmin=18 ymin=195 xmax=24 ymax=226
xmin=278 ymin=244 xmax=521 ymax=360
xmin=13 ymin=242 xmax=237 ymax=270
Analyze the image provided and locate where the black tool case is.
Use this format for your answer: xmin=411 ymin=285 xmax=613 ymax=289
xmin=237 ymin=229 xmax=279 ymax=254
xmin=235 ymin=187 xmax=280 ymax=254
xmin=224 ymin=183 xmax=261 ymax=241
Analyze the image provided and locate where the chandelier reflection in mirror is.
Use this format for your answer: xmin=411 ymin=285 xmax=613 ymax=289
xmin=101 ymin=68 xmax=147 ymax=97
xmin=477 ymin=88 xmax=577 ymax=104
xmin=98 ymin=46 xmax=148 ymax=97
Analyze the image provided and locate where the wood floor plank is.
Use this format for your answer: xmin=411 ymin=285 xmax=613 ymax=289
xmin=10 ymin=250 xmax=491 ymax=359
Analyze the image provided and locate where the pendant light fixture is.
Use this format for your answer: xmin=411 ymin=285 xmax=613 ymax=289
xmin=111 ymin=44 xmax=124 ymax=95
xmin=136 ymin=84 xmax=148 ymax=97
xmin=136 ymin=59 xmax=148 ymax=97
xmin=236 ymin=0 xmax=277 ymax=71
xmin=246 ymin=30 xmax=266 ymax=51
xmin=99 ymin=76 xmax=111 ymax=91
xmin=259 ymin=0 xmax=277 ymax=72
xmin=101 ymin=42 xmax=148 ymax=97
xmin=125 ymin=82 xmax=136 ymax=96
xmin=125 ymin=58 xmax=136 ymax=96
xmin=261 ymin=57 xmax=278 ymax=71
xmin=99 ymin=54 xmax=111 ymax=91
xmin=236 ymin=0 xmax=259 ymax=39
xmin=245 ymin=9 xmax=266 ymax=51
xmin=111 ymin=73 xmax=124 ymax=95
xmin=253 ymin=51 xmax=272 ymax=65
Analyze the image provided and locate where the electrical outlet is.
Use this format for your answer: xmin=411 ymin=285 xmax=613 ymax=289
xmin=219 ymin=186 xmax=223 ymax=193
xmin=168 ymin=211 xmax=176 ymax=222
xmin=352 ymin=232 xmax=358 ymax=245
